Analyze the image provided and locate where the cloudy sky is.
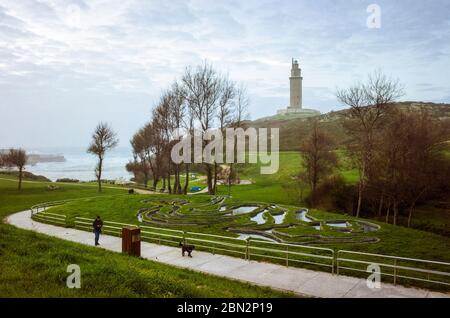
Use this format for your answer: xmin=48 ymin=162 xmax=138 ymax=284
xmin=1 ymin=0 xmax=449 ymax=148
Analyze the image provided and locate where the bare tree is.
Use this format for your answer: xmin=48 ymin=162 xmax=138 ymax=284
xmin=127 ymin=128 xmax=151 ymax=186
xmin=182 ymin=101 xmax=195 ymax=194
xmin=181 ymin=62 xmax=223 ymax=194
xmin=214 ymin=77 xmax=236 ymax=194
xmin=87 ymin=123 xmax=118 ymax=192
xmin=153 ymin=92 xmax=177 ymax=193
xmin=299 ymin=121 xmax=338 ymax=206
xmin=369 ymin=109 xmax=450 ymax=226
xmin=129 ymin=62 xmax=247 ymax=196
xmin=169 ymin=82 xmax=186 ymax=194
xmin=140 ymin=122 xmax=161 ymax=189
xmin=227 ymin=84 xmax=249 ymax=196
xmin=234 ymin=84 xmax=250 ymax=125
xmin=336 ymin=70 xmax=404 ymax=217
xmin=1 ymin=148 xmax=27 ymax=190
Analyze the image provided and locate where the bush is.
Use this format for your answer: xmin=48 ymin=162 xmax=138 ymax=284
xmin=308 ymin=175 xmax=355 ymax=213
xmin=56 ymin=178 xmax=79 ymax=183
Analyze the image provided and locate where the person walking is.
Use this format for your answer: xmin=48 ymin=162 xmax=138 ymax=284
xmin=92 ymin=216 xmax=103 ymax=246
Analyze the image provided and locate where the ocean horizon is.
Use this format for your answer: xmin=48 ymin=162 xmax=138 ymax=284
xmin=23 ymin=146 xmax=133 ymax=182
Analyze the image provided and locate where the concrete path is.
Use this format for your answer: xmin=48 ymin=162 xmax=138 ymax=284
xmin=5 ymin=210 xmax=449 ymax=298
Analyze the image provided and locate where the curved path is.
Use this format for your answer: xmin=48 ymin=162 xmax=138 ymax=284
xmin=5 ymin=210 xmax=449 ymax=298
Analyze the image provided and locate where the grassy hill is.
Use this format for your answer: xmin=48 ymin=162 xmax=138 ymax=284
xmin=46 ymin=194 xmax=450 ymax=264
xmin=247 ymin=102 xmax=450 ymax=151
xmin=0 ymin=176 xmax=291 ymax=297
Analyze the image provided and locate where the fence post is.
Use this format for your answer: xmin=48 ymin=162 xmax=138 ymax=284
xmin=286 ymin=245 xmax=289 ymax=267
xmin=393 ymin=259 xmax=397 ymax=285
xmin=336 ymin=251 xmax=340 ymax=276
xmin=332 ymin=250 xmax=335 ymax=275
xmin=183 ymin=231 xmax=187 ymax=245
xmin=246 ymin=238 xmax=250 ymax=261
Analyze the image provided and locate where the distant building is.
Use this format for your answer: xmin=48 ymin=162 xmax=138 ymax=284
xmin=277 ymin=58 xmax=320 ymax=115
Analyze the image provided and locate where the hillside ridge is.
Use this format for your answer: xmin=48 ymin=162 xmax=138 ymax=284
xmin=246 ymin=102 xmax=450 ymax=151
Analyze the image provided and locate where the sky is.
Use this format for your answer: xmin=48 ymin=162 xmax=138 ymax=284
xmin=0 ymin=0 xmax=449 ymax=148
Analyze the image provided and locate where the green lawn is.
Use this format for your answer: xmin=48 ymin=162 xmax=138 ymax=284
xmin=0 ymin=177 xmax=292 ymax=298
xmin=46 ymin=194 xmax=450 ymax=264
xmin=216 ymin=151 xmax=357 ymax=205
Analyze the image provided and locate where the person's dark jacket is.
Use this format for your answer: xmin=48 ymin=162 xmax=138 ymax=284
xmin=93 ymin=219 xmax=103 ymax=233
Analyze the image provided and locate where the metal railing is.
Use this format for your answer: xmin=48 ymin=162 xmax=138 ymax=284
xmin=337 ymin=250 xmax=450 ymax=287
xmin=32 ymin=210 xmax=67 ymax=226
xmin=185 ymin=231 xmax=248 ymax=258
xmin=247 ymin=240 xmax=334 ymax=273
xmin=74 ymin=217 xmax=130 ymax=237
xmin=72 ymin=216 xmax=334 ymax=272
xmin=28 ymin=201 xmax=450 ymax=288
xmin=31 ymin=200 xmax=73 ymax=215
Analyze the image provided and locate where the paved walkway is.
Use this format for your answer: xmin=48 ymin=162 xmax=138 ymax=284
xmin=5 ymin=210 xmax=449 ymax=298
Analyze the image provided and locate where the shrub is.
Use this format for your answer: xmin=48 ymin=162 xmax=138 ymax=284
xmin=56 ymin=178 xmax=79 ymax=183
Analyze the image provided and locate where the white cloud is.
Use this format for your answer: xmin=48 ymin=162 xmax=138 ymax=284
xmin=0 ymin=0 xmax=449 ymax=147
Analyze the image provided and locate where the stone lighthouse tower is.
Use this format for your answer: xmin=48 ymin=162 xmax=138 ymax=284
xmin=276 ymin=58 xmax=320 ymax=116
xmin=288 ymin=58 xmax=302 ymax=110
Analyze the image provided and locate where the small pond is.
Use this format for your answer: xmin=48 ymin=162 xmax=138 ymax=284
xmin=250 ymin=210 xmax=268 ymax=224
xmin=236 ymin=233 xmax=277 ymax=242
xmin=296 ymin=209 xmax=313 ymax=222
xmin=356 ymin=221 xmax=379 ymax=232
xmin=326 ymin=221 xmax=350 ymax=228
xmin=272 ymin=212 xmax=286 ymax=225
xmin=233 ymin=206 xmax=258 ymax=215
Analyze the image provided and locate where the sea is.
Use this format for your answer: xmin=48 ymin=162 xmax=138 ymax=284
xmin=24 ymin=146 xmax=133 ymax=182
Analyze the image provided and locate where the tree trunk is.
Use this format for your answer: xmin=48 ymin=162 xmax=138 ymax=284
xmin=206 ymin=164 xmax=214 ymax=194
xmin=97 ymin=158 xmax=103 ymax=192
xmin=407 ymin=201 xmax=417 ymax=228
xmin=385 ymin=201 xmax=390 ymax=224
xmin=18 ymin=167 xmax=23 ymax=190
xmin=407 ymin=191 xmax=425 ymax=228
xmin=393 ymin=200 xmax=398 ymax=226
xmin=142 ymin=158 xmax=148 ymax=188
xmin=143 ymin=171 xmax=148 ymax=188
xmin=183 ymin=164 xmax=190 ymax=194
xmin=356 ymin=181 xmax=363 ymax=218
xmin=377 ymin=191 xmax=384 ymax=217
xmin=177 ymin=165 xmax=182 ymax=194
xmin=356 ymin=164 xmax=365 ymax=217
xmin=167 ymin=171 xmax=172 ymax=194
xmin=213 ymin=162 xmax=218 ymax=195
xmin=173 ymin=165 xmax=177 ymax=193
xmin=228 ymin=163 xmax=233 ymax=197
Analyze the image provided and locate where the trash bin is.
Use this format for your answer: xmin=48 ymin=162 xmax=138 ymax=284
xmin=122 ymin=226 xmax=141 ymax=257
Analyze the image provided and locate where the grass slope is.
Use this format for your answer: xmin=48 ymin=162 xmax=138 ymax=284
xmin=0 ymin=226 xmax=291 ymax=297
xmin=47 ymin=194 xmax=450 ymax=264
xmin=0 ymin=177 xmax=292 ymax=298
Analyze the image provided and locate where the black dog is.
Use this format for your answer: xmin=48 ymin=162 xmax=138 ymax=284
xmin=179 ymin=242 xmax=195 ymax=257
